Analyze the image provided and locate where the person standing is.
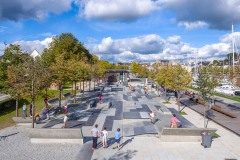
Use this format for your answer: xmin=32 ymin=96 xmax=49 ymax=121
xmin=113 ymin=128 xmax=122 ymax=150
xmin=22 ymin=103 xmax=27 ymax=119
xmin=44 ymin=97 xmax=48 ymax=107
xmin=98 ymin=94 xmax=102 ymax=104
xmin=150 ymin=112 xmax=155 ymax=124
xmin=91 ymin=124 xmax=100 ymax=150
xmin=170 ymin=114 xmax=178 ymax=128
xmin=101 ymin=127 xmax=108 ymax=148
xmin=63 ymin=114 xmax=68 ymax=128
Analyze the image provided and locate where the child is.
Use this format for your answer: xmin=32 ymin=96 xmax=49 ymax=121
xmin=150 ymin=112 xmax=155 ymax=124
xmin=113 ymin=128 xmax=122 ymax=150
xmin=101 ymin=127 xmax=108 ymax=148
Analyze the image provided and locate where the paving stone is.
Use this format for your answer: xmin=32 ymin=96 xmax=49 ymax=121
xmin=123 ymin=112 xmax=141 ymax=119
xmin=134 ymin=126 xmax=146 ymax=135
xmin=102 ymin=116 xmax=115 ymax=131
xmin=140 ymin=112 xmax=150 ymax=119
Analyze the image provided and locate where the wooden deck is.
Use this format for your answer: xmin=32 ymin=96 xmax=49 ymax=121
xmin=181 ymin=98 xmax=240 ymax=136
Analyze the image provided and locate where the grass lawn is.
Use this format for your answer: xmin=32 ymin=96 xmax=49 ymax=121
xmin=180 ymin=112 xmax=187 ymax=115
xmin=211 ymin=132 xmax=220 ymax=139
xmin=163 ymin=101 xmax=171 ymax=104
xmin=190 ymin=87 xmax=240 ymax=102
xmin=0 ymin=89 xmax=70 ymax=129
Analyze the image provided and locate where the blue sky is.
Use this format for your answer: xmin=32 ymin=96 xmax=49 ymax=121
xmin=0 ymin=0 xmax=240 ymax=62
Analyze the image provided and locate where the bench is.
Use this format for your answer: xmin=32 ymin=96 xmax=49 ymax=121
xmin=213 ymin=105 xmax=237 ymax=118
xmin=27 ymin=128 xmax=83 ymax=144
xmin=161 ymin=128 xmax=217 ymax=142
xmin=12 ymin=117 xmax=32 ymax=126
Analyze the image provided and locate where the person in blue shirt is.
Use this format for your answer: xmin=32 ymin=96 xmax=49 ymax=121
xmin=113 ymin=128 xmax=122 ymax=150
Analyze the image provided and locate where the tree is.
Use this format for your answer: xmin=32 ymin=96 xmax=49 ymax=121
xmin=197 ymin=68 xmax=218 ymax=128
xmin=50 ymin=54 xmax=69 ymax=107
xmin=156 ymin=66 xmax=174 ymax=101
xmin=1 ymin=44 xmax=27 ymax=117
xmin=7 ymin=56 xmax=51 ymax=127
xmin=130 ymin=61 xmax=140 ymax=75
xmin=168 ymin=65 xmax=192 ymax=112
xmin=42 ymin=33 xmax=92 ymax=67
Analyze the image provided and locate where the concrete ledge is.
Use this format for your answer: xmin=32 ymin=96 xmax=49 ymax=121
xmin=31 ymin=138 xmax=83 ymax=144
xmin=161 ymin=128 xmax=217 ymax=136
xmin=27 ymin=128 xmax=83 ymax=144
xmin=12 ymin=117 xmax=32 ymax=123
xmin=161 ymin=128 xmax=217 ymax=142
xmin=161 ymin=135 xmax=201 ymax=142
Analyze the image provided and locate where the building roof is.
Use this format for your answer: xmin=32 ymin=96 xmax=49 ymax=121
xmin=30 ymin=49 xmax=41 ymax=59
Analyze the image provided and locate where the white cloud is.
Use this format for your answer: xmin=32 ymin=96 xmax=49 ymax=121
xmin=89 ymin=34 xmax=235 ymax=62
xmin=14 ymin=37 xmax=53 ymax=54
xmin=178 ymin=21 xmax=207 ymax=30
xmin=80 ymin=0 xmax=159 ymax=21
xmin=198 ymin=43 xmax=231 ymax=58
xmin=221 ymin=32 xmax=240 ymax=44
xmin=92 ymin=34 xmax=165 ymax=55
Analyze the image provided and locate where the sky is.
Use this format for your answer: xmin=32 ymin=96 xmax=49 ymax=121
xmin=0 ymin=0 xmax=240 ymax=63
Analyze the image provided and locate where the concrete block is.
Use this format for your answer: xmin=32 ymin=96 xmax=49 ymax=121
xmin=161 ymin=135 xmax=201 ymax=142
xmin=12 ymin=117 xmax=32 ymax=123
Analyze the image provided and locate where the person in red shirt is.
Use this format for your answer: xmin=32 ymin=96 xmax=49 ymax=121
xmin=170 ymin=114 xmax=178 ymax=128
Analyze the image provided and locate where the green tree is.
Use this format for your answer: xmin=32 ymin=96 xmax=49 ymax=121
xmin=1 ymin=44 xmax=27 ymax=117
xmin=156 ymin=66 xmax=174 ymax=101
xmin=197 ymin=68 xmax=218 ymax=128
xmin=50 ymin=54 xmax=69 ymax=107
xmin=7 ymin=56 xmax=51 ymax=127
xmin=168 ymin=65 xmax=192 ymax=112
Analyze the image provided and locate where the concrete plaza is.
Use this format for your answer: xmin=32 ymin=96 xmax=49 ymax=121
xmin=0 ymin=84 xmax=240 ymax=160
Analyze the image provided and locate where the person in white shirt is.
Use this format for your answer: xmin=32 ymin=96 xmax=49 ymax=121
xmin=150 ymin=112 xmax=155 ymax=124
xmin=101 ymin=127 xmax=108 ymax=148
xmin=22 ymin=103 xmax=27 ymax=119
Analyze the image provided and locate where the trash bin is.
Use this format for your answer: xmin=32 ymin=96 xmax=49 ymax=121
xmin=201 ymin=131 xmax=212 ymax=148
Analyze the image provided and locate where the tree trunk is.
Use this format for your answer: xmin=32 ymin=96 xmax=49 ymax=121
xmin=59 ymin=85 xmax=62 ymax=108
xmin=94 ymin=80 xmax=95 ymax=90
xmin=89 ymin=79 xmax=91 ymax=91
xmin=32 ymin=98 xmax=35 ymax=128
xmin=74 ymin=81 xmax=76 ymax=103
xmin=72 ymin=82 xmax=74 ymax=95
xmin=16 ymin=97 xmax=18 ymax=117
xmin=80 ymin=81 xmax=82 ymax=92
xmin=177 ymin=91 xmax=180 ymax=112
xmin=204 ymin=104 xmax=206 ymax=128
xmin=164 ymin=87 xmax=167 ymax=102
xmin=83 ymin=80 xmax=85 ymax=94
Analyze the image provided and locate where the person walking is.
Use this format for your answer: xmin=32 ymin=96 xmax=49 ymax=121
xmin=113 ymin=128 xmax=122 ymax=150
xmin=91 ymin=124 xmax=100 ymax=150
xmin=101 ymin=127 xmax=108 ymax=148
xmin=170 ymin=114 xmax=178 ymax=128
xmin=63 ymin=114 xmax=68 ymax=128
xmin=150 ymin=112 xmax=155 ymax=124
xmin=98 ymin=94 xmax=102 ymax=104
xmin=44 ymin=97 xmax=48 ymax=107
xmin=22 ymin=103 xmax=27 ymax=119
